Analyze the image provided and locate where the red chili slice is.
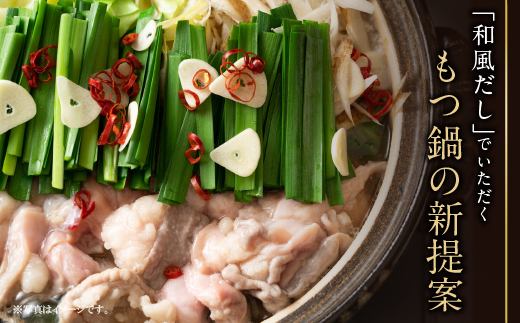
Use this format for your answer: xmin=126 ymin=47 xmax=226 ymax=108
xmin=118 ymin=122 xmax=132 ymax=145
xmin=108 ymin=103 xmax=127 ymax=123
xmin=38 ymin=70 xmax=53 ymax=83
xmin=29 ymin=45 xmax=58 ymax=73
xmin=351 ymin=48 xmax=362 ymax=61
xmin=184 ymin=133 xmax=205 ymax=165
xmin=126 ymin=53 xmax=142 ymax=70
xmin=364 ymin=90 xmax=393 ymax=119
xmin=351 ymin=48 xmax=372 ymax=75
xmin=98 ymin=103 xmax=129 ymax=146
xmin=112 ymin=59 xmax=134 ymax=85
xmin=98 ymin=101 xmax=115 ymax=117
xmin=222 ymin=49 xmax=249 ymax=73
xmin=22 ymin=65 xmax=39 ymax=89
xmin=73 ymin=190 xmax=96 ymax=220
xmin=128 ymin=81 xmax=140 ymax=98
xmin=179 ymin=90 xmax=200 ymax=110
xmin=192 ymin=69 xmax=211 ymax=89
xmin=98 ymin=113 xmax=118 ymax=146
xmin=191 ymin=174 xmax=211 ymax=201
xmin=122 ymin=73 xmax=137 ymax=94
xmin=122 ymin=33 xmax=139 ymax=45
xmin=164 ymin=266 xmax=183 ymax=279
xmin=224 ymin=71 xmax=243 ymax=92
xmin=22 ymin=45 xmax=59 ymax=88
xmin=245 ymin=52 xmax=265 ymax=74
xmin=91 ymin=71 xmax=120 ymax=103
xmin=225 ymin=72 xmax=256 ymax=103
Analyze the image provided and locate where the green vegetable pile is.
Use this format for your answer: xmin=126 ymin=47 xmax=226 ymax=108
xmin=0 ymin=1 xmax=357 ymax=206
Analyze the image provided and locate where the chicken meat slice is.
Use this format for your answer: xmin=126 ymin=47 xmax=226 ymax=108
xmin=59 ymin=268 xmax=176 ymax=323
xmin=101 ymin=195 xmax=209 ymax=289
xmin=0 ymin=191 xmax=22 ymax=261
xmin=0 ymin=203 xmax=48 ymax=307
xmin=157 ymin=275 xmax=209 ymax=323
xmin=184 ymin=264 xmax=249 ymax=323
xmin=40 ymin=230 xmax=101 ymax=294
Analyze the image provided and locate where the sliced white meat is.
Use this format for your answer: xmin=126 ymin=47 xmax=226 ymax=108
xmin=59 ymin=268 xmax=176 ymax=323
xmin=0 ymin=203 xmax=48 ymax=307
xmin=101 ymin=195 xmax=209 ymax=289
xmin=188 ymin=161 xmax=387 ymax=314
xmin=0 ymin=191 xmax=21 ymax=260
xmin=284 ymin=233 xmax=353 ymax=298
xmin=158 ymin=275 xmax=209 ymax=323
xmin=40 ymin=230 xmax=101 ymax=294
xmin=341 ymin=161 xmax=387 ymax=226
xmin=222 ymin=264 xmax=289 ymax=313
xmin=20 ymin=253 xmax=50 ymax=293
xmin=82 ymin=177 xmax=147 ymax=241
xmin=42 ymin=177 xmax=148 ymax=255
xmin=184 ymin=264 xmax=249 ymax=323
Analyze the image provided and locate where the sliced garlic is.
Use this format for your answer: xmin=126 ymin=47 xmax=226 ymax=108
xmin=178 ymin=59 xmax=219 ymax=108
xmin=209 ymin=57 xmax=268 ymax=108
xmin=91 ymin=68 xmax=130 ymax=108
xmin=210 ymin=128 xmax=261 ymax=177
xmin=0 ymin=80 xmax=36 ymax=135
xmin=57 ymin=76 xmax=102 ymax=129
xmin=331 ymin=128 xmax=349 ymax=177
xmin=348 ymin=59 xmax=365 ymax=99
xmin=119 ymin=101 xmax=138 ymax=152
xmin=350 ymin=74 xmax=379 ymax=102
xmin=131 ymin=19 xmax=157 ymax=51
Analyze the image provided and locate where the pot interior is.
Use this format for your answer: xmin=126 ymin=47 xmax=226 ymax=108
xmin=264 ymin=0 xmax=435 ymax=322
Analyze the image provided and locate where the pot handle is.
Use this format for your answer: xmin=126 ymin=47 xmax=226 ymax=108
xmin=429 ymin=27 xmax=479 ymax=206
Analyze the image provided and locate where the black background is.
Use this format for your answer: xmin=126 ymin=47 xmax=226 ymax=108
xmin=351 ymin=1 xmax=513 ymax=322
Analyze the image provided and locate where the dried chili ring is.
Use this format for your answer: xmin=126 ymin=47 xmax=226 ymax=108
xmin=191 ymin=174 xmax=211 ymax=201
xmin=179 ymin=90 xmax=201 ymax=110
xmin=192 ymin=69 xmax=211 ymax=89
xmin=122 ymin=73 xmax=138 ymax=94
xmin=98 ymin=113 xmax=118 ymax=146
xmin=122 ymin=33 xmax=139 ymax=45
xmin=91 ymin=71 xmax=120 ymax=103
xmin=225 ymin=72 xmax=256 ymax=103
xmin=117 ymin=122 xmax=132 ymax=145
xmin=364 ymin=90 xmax=393 ymax=119
xmin=22 ymin=65 xmax=39 ymax=89
xmin=185 ymin=133 xmax=205 ymax=165
xmin=128 ymin=81 xmax=140 ymax=98
xmin=22 ymin=45 xmax=59 ymax=88
xmin=74 ymin=190 xmax=96 ymax=219
xmin=222 ymin=49 xmax=250 ymax=73
xmin=164 ymin=266 xmax=183 ymax=279
xmin=112 ymin=59 xmax=134 ymax=85
xmin=246 ymin=52 xmax=265 ymax=74
xmin=126 ymin=53 xmax=142 ymax=70
xmin=29 ymin=45 xmax=58 ymax=73
xmin=351 ymin=48 xmax=372 ymax=74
